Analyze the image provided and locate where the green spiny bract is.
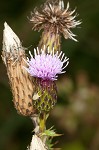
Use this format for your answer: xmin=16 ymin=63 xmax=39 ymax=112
xmin=33 ymin=78 xmax=57 ymax=114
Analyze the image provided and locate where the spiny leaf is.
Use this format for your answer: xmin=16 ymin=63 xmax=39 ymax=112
xmin=42 ymin=126 xmax=62 ymax=137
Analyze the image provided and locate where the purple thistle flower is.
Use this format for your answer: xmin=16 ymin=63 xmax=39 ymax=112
xmin=24 ymin=47 xmax=69 ymax=81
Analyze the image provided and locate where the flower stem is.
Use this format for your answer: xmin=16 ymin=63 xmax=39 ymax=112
xmin=39 ymin=113 xmax=46 ymax=133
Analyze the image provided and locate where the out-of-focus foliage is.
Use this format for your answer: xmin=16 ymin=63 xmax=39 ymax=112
xmin=0 ymin=0 xmax=99 ymax=150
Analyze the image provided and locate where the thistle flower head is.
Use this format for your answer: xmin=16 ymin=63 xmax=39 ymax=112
xmin=30 ymin=0 xmax=81 ymax=41
xmin=25 ymin=47 xmax=69 ymax=81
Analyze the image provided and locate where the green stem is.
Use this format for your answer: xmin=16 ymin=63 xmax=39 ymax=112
xmin=39 ymin=113 xmax=46 ymax=133
xmin=39 ymin=113 xmax=50 ymax=147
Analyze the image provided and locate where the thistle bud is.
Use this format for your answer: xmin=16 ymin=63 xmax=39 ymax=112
xmin=30 ymin=0 xmax=81 ymax=52
xmin=2 ymin=22 xmax=35 ymax=116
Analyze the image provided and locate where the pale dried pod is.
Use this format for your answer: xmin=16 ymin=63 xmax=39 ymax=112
xmin=27 ymin=135 xmax=47 ymax=150
xmin=2 ymin=22 xmax=35 ymax=116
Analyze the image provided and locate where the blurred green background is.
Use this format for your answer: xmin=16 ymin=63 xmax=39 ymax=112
xmin=0 ymin=0 xmax=99 ymax=150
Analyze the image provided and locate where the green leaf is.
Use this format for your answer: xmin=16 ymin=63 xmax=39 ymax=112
xmin=42 ymin=126 xmax=62 ymax=137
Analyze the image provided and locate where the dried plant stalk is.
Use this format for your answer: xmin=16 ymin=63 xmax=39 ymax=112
xmin=2 ymin=22 xmax=35 ymax=116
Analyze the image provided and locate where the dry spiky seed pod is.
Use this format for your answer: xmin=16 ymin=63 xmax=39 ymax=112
xmin=30 ymin=0 xmax=81 ymax=52
xmin=2 ymin=22 xmax=35 ymax=116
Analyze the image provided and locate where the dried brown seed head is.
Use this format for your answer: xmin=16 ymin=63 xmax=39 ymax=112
xmin=30 ymin=0 xmax=81 ymax=41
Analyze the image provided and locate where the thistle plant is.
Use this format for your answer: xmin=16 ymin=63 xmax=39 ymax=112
xmin=2 ymin=0 xmax=81 ymax=149
xmin=24 ymin=47 xmax=69 ymax=136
